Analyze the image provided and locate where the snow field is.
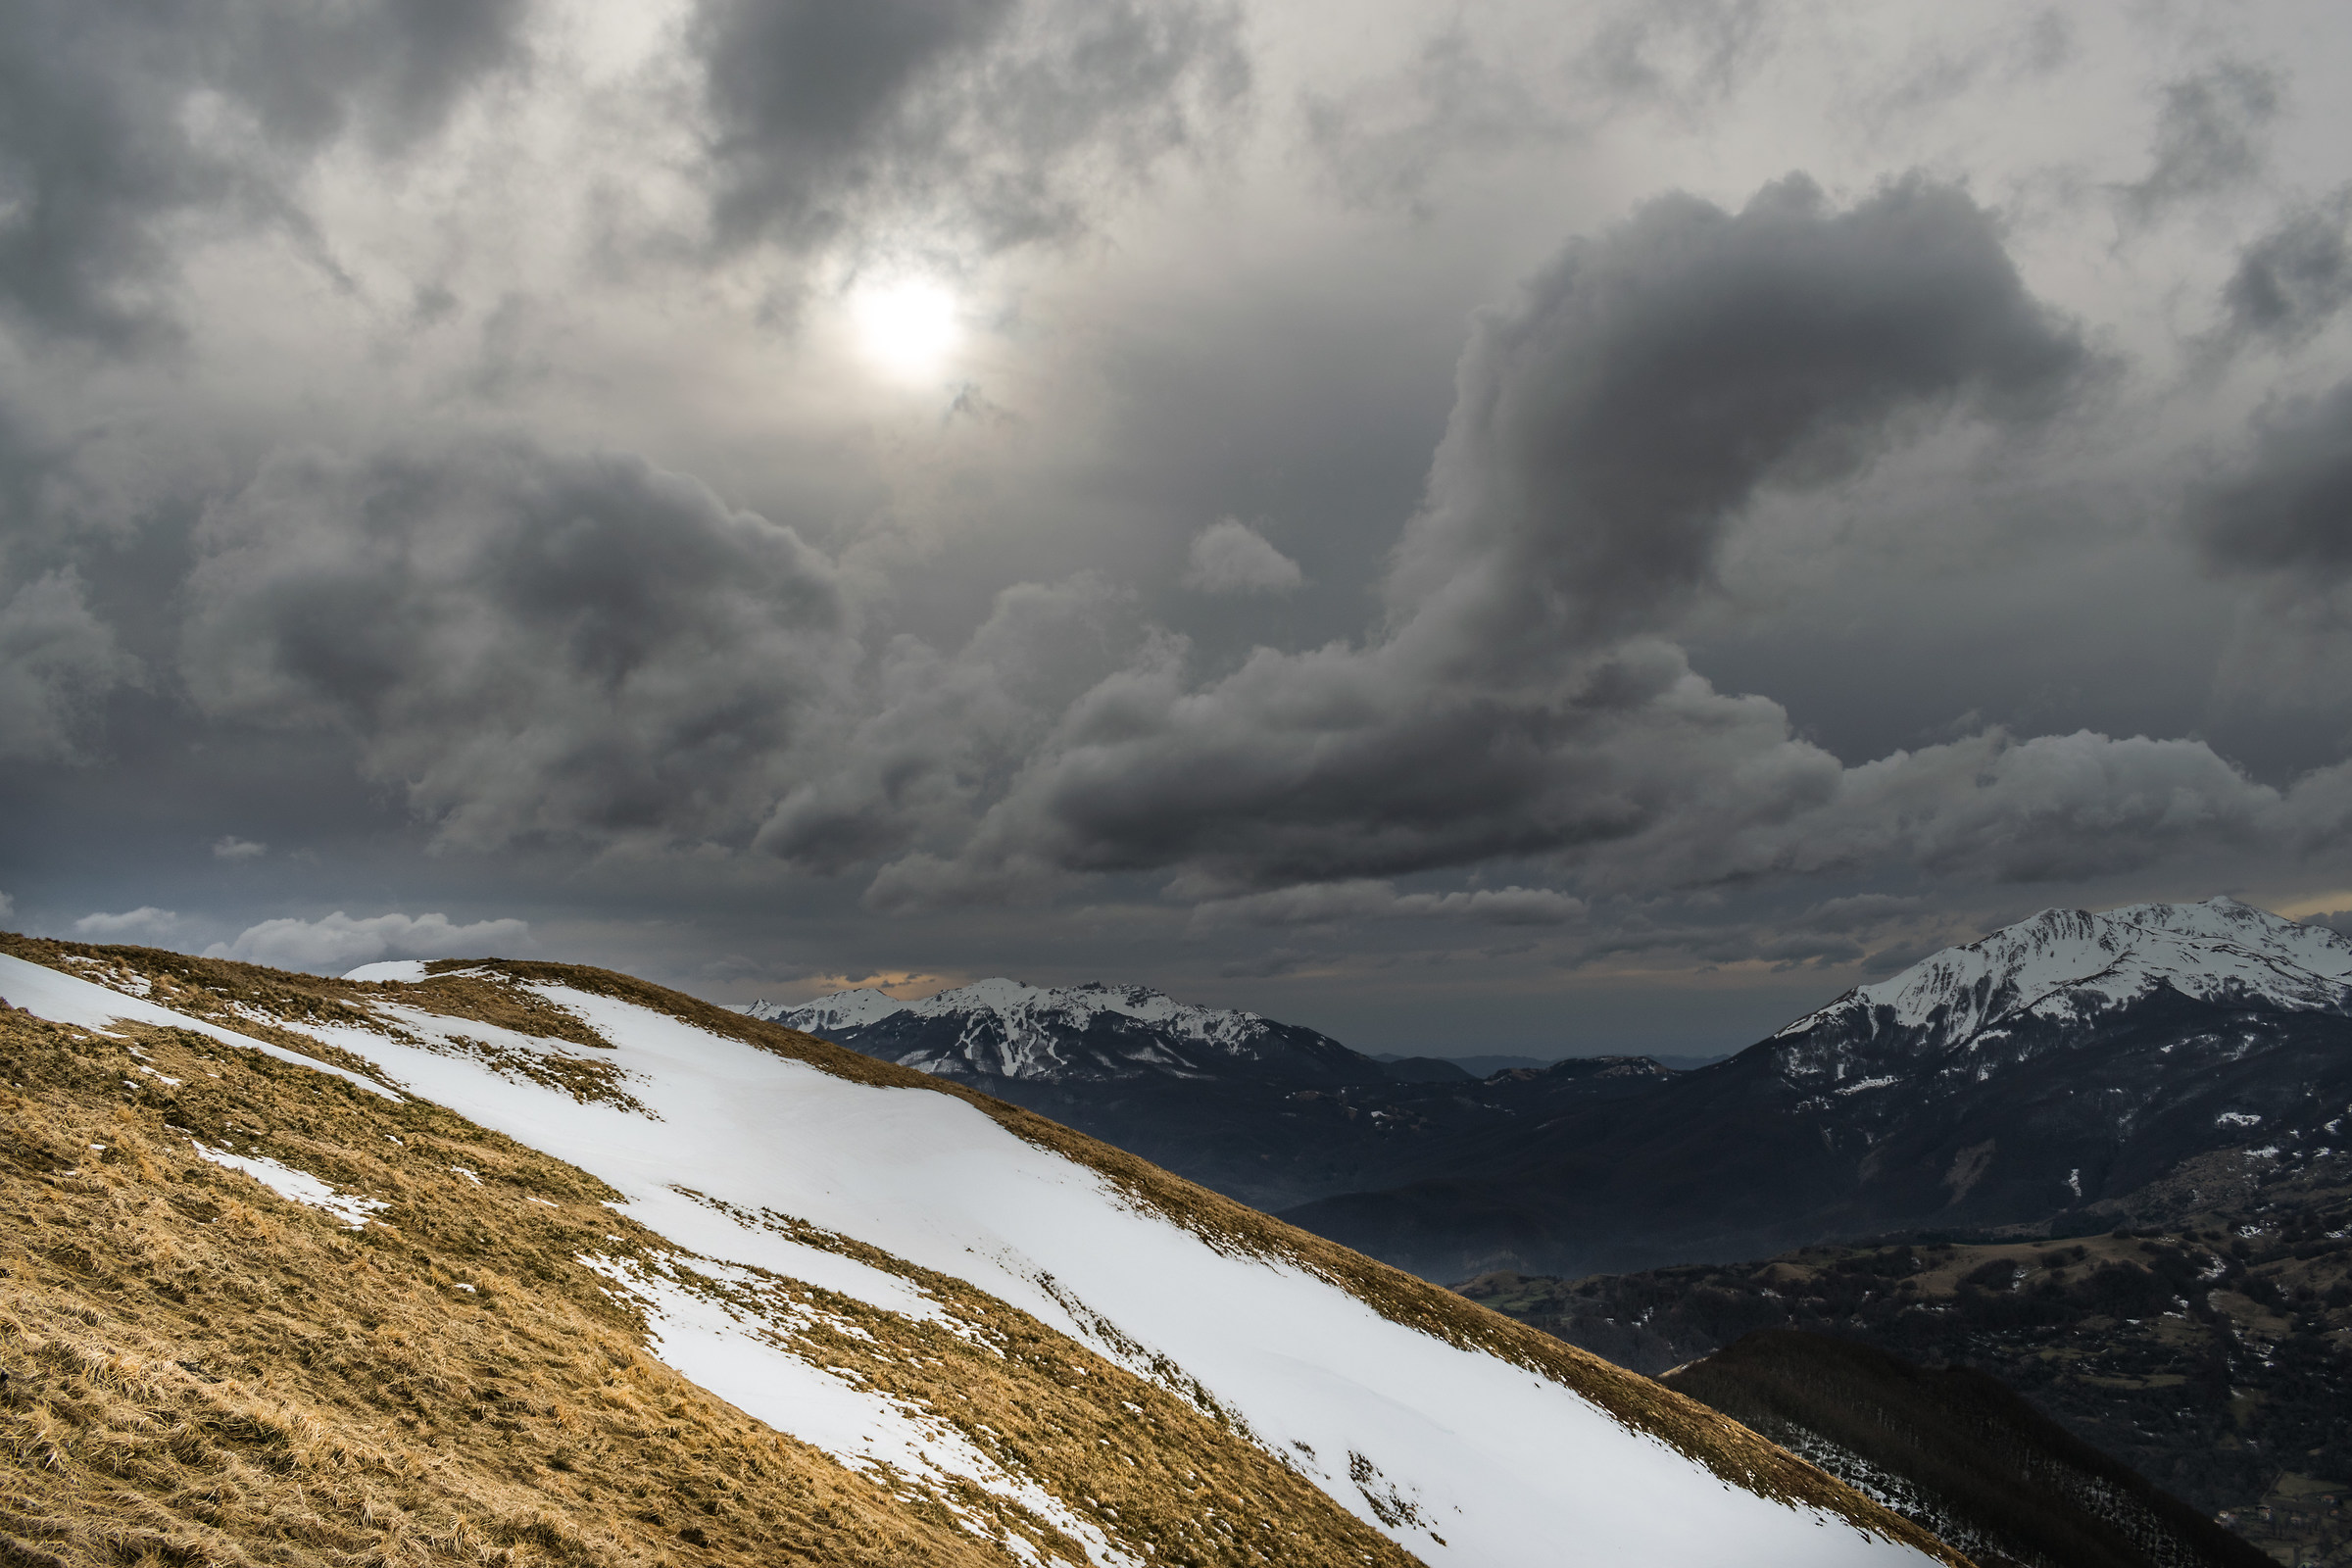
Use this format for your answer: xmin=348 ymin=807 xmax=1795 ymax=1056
xmin=6 ymin=949 xmax=1936 ymax=1567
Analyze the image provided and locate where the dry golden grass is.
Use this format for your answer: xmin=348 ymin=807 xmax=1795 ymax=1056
xmin=0 ymin=1008 xmax=1039 ymax=1568
xmin=0 ymin=963 xmax=1418 ymax=1568
xmin=466 ymin=958 xmax=1967 ymax=1564
xmin=1 ymin=935 xmax=1966 ymax=1567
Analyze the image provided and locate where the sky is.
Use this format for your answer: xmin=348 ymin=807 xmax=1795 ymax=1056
xmin=7 ymin=0 xmax=2352 ymax=1058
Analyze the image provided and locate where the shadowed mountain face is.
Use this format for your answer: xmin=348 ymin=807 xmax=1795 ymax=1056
xmin=1658 ymin=1330 xmax=2273 ymax=1568
xmin=754 ymin=978 xmax=1392 ymax=1087
xmin=1280 ymin=899 xmax=2352 ymax=1279
xmin=759 ymin=901 xmax=2352 ymax=1256
xmin=1454 ymin=1178 xmax=2352 ymax=1543
xmin=755 ymin=978 xmax=1687 ymax=1211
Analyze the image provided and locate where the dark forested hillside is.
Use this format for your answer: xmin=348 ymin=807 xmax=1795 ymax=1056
xmin=1659 ymin=1330 xmax=2271 ymax=1568
xmin=1458 ymin=1181 xmax=2352 ymax=1557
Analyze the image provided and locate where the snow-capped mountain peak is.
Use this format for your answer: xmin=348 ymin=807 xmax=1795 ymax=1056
xmin=1780 ymin=897 xmax=2352 ymax=1064
xmin=746 ymin=985 xmax=909 ymax=1032
xmin=755 ymin=976 xmax=1375 ymax=1085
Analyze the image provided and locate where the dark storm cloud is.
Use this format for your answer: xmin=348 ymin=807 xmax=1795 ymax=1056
xmin=1186 ymin=879 xmax=1586 ymax=929
xmin=695 ymin=0 xmax=1249 ymax=251
xmin=2219 ymin=193 xmax=2352 ymax=350
xmin=2191 ymin=381 xmax=2352 ymax=582
xmin=0 ymin=567 xmax=140 ymax=761
xmin=2120 ymin=59 xmax=2280 ymax=221
xmin=180 ymin=437 xmax=857 ymax=851
xmin=752 ymin=573 xmax=1145 ymax=872
xmin=0 ymin=0 xmax=529 ymax=346
xmin=1386 ymin=172 xmax=2086 ymax=661
xmin=861 ymin=175 xmax=2102 ymax=906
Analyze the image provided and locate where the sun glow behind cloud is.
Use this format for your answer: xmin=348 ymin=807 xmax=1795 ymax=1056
xmin=849 ymin=278 xmax=961 ymax=382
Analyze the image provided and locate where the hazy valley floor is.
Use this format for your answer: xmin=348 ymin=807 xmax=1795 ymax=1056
xmin=1459 ymin=1148 xmax=2352 ymax=1564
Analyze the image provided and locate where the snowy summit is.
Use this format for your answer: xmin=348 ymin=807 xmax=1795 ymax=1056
xmin=749 ymin=977 xmax=1383 ymax=1086
xmin=1781 ymin=897 xmax=2352 ymax=1056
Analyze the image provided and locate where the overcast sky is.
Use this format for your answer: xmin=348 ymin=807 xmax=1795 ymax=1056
xmin=7 ymin=0 xmax=2352 ymax=1056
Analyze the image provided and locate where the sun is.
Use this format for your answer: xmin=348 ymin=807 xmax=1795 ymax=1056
xmin=850 ymin=277 xmax=960 ymax=382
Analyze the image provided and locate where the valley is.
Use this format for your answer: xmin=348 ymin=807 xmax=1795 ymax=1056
xmin=767 ymin=897 xmax=2352 ymax=1564
xmin=774 ymin=901 xmax=2352 ymax=1284
xmin=9 ymin=894 xmax=2347 ymax=1567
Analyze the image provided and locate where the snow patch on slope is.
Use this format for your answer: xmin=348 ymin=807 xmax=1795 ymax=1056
xmin=582 ymin=1255 xmax=1139 ymax=1568
xmin=0 ymin=951 xmax=402 ymax=1100
xmin=192 ymin=1143 xmax=389 ymax=1229
xmin=12 ymin=952 xmax=1933 ymax=1568
xmin=346 ymin=959 xmax=433 ymax=982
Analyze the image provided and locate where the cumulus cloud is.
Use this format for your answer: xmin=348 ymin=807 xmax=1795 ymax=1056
xmin=755 ymin=572 xmax=1144 ymax=873
xmin=695 ymin=0 xmax=1248 ymax=252
xmin=1383 ymin=172 xmax=2085 ymax=656
xmin=74 ymin=906 xmax=181 ymax=942
xmin=211 ymin=836 xmax=268 ymax=860
xmin=207 ymin=910 xmax=531 ymax=972
xmin=867 ymin=175 xmax=2097 ymax=905
xmin=0 ymin=569 xmax=141 ymax=762
xmin=1647 ymin=727 xmax=2301 ymax=890
xmin=181 ymin=436 xmax=859 ymax=852
xmin=1181 ymin=519 xmax=1303 ymax=594
xmin=0 ymin=0 xmax=528 ymax=344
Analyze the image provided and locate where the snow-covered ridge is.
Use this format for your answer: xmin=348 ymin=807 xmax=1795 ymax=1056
xmin=1783 ymin=897 xmax=2352 ymax=1054
xmin=751 ymin=977 xmax=1274 ymax=1040
xmin=2 ymin=944 xmax=1938 ymax=1568
xmin=749 ymin=976 xmax=1371 ymax=1084
xmin=749 ymin=986 xmax=911 ymax=1032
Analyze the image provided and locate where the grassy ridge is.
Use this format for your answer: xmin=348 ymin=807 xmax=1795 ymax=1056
xmin=0 ymin=944 xmax=1420 ymax=1568
xmin=0 ymin=1006 xmax=1021 ymax=1567
xmin=0 ymin=934 xmax=1965 ymax=1566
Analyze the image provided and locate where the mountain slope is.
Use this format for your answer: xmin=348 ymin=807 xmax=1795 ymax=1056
xmin=1789 ymin=899 xmax=2352 ymax=1052
xmin=753 ymin=978 xmax=1385 ymax=1086
xmin=1283 ymin=898 xmax=2352 ymax=1279
xmin=0 ymin=934 xmax=1954 ymax=1568
xmin=1459 ymin=1189 xmax=2352 ymax=1557
xmin=1658 ymin=1330 xmax=2272 ymax=1568
xmin=760 ymin=980 xmax=1697 ymax=1214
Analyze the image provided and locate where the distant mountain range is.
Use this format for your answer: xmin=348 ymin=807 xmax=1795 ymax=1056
xmin=1289 ymin=897 xmax=2352 ymax=1277
xmin=768 ymin=898 xmax=2352 ymax=1283
xmin=743 ymin=979 xmax=1703 ymax=1211
xmin=747 ymin=977 xmax=1387 ymax=1086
